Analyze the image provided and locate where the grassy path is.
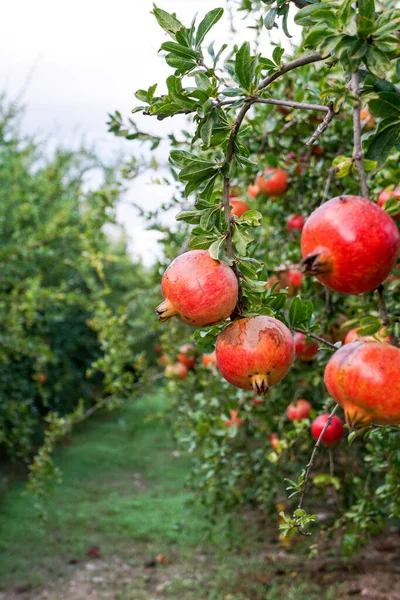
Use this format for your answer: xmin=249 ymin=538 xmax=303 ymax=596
xmin=0 ymin=388 xmax=398 ymax=599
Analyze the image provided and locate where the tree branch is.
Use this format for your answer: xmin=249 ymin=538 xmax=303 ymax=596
xmin=258 ymin=53 xmax=326 ymax=92
xmin=350 ymin=71 xmax=369 ymax=199
xmin=293 ymin=328 xmax=337 ymax=349
xmin=306 ymin=102 xmax=337 ymax=146
xmin=250 ymin=98 xmax=331 ymax=112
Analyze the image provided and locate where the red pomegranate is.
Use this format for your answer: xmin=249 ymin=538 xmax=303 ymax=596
xmin=165 ymin=362 xmax=188 ymax=380
xmin=269 ymin=433 xmax=280 ymax=450
xmin=311 ymin=414 xmax=344 ymax=447
xmin=287 ymin=399 xmax=312 ymax=421
xmin=344 ymin=327 xmax=390 ymax=345
xmin=154 ymin=344 xmax=163 ymax=354
xmin=255 ymin=167 xmax=288 ymax=197
xmin=215 ymin=316 xmax=295 ymax=395
xmin=360 ymin=108 xmax=375 ymax=130
xmin=248 ymin=183 xmax=260 ymax=198
xmin=230 ymin=198 xmax=250 ymax=217
xmin=177 ymin=343 xmax=197 ymax=369
xmin=156 ymin=250 xmax=238 ymax=327
xmin=287 ymin=215 xmax=305 ymax=232
xmin=301 ymin=195 xmax=400 ymax=294
xmin=225 ymin=409 xmax=242 ymax=428
xmin=294 ymin=332 xmax=319 ymax=362
xmin=324 ymin=342 xmax=400 ymax=427
xmin=288 ymin=269 xmax=302 ymax=288
xmin=159 ymin=355 xmax=170 ymax=366
xmin=202 ymin=351 xmax=217 ymax=368
xmin=253 ymin=397 xmax=263 ymax=406
xmin=378 ymin=187 xmax=400 ymax=220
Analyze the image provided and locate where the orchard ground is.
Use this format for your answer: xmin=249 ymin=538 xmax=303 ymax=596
xmin=1 ymin=388 xmax=400 ymax=600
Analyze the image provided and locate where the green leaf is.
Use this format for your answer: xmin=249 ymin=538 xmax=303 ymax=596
xmin=264 ymin=8 xmax=278 ymax=30
xmin=357 ymin=0 xmax=375 ymax=36
xmin=272 ymin=46 xmax=284 ymax=66
xmin=165 ymin=54 xmax=197 ymax=73
xmin=195 ymin=8 xmax=224 ymax=47
xmin=161 ymin=42 xmax=198 ymax=59
xmin=313 ymin=474 xmax=341 ymax=490
xmin=294 ymin=3 xmax=334 ymax=27
xmin=200 ymin=117 xmax=214 ymax=146
xmin=381 ymin=197 xmax=400 ymax=217
xmin=358 ymin=316 xmax=382 ymax=336
xmin=153 ymin=7 xmax=183 ymax=38
xmin=200 ymin=206 xmax=221 ymax=230
xmin=235 ymin=42 xmax=252 ymax=91
xmin=368 ymin=92 xmax=400 ymax=118
xmin=366 ymin=119 xmax=400 ymax=165
xmin=332 ymin=155 xmax=353 ymax=177
xmin=208 ymin=237 xmax=228 ymax=261
xmin=190 ymin=233 xmax=216 ymax=250
xmin=289 ymin=298 xmax=313 ymax=329
xmin=232 ymin=226 xmax=254 ymax=255
xmin=175 ymin=210 xmax=203 ymax=224
xmin=237 ymin=210 xmax=263 ymax=226
xmin=363 ymin=159 xmax=377 ymax=172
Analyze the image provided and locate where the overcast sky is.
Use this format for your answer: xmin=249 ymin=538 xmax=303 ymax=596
xmin=2 ymin=0 xmax=299 ymax=264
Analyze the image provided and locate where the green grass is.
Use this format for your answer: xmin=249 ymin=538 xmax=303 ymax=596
xmin=0 ymin=387 xmax=346 ymax=598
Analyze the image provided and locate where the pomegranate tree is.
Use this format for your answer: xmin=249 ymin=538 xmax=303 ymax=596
xmin=301 ymin=196 xmax=400 ymax=294
xmin=156 ymin=250 xmax=238 ymax=327
xmin=215 ymin=316 xmax=295 ymax=395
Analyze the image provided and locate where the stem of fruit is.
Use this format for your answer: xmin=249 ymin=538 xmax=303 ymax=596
xmin=377 ymin=284 xmax=400 ymax=347
xmin=293 ymin=328 xmax=337 ymax=349
xmin=298 ymin=403 xmax=339 ymax=513
xmin=350 ymin=71 xmax=369 ymax=200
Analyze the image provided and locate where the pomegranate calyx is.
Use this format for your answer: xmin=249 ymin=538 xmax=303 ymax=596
xmin=344 ymin=406 xmax=374 ymax=430
xmin=300 ymin=247 xmax=333 ymax=276
xmin=250 ymin=373 xmax=270 ymax=395
xmin=155 ymin=299 xmax=177 ymax=322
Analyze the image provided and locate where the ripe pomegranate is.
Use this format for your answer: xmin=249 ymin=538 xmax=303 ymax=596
xmin=202 ymin=351 xmax=217 ymax=368
xmin=165 ymin=362 xmax=188 ymax=380
xmin=154 ymin=344 xmax=163 ymax=354
xmin=312 ymin=145 xmax=325 ymax=157
xmin=324 ymin=342 xmax=400 ymax=427
xmin=269 ymin=433 xmax=280 ymax=450
xmin=156 ymin=250 xmax=238 ymax=327
xmin=311 ymin=414 xmax=344 ymax=447
xmin=230 ymin=198 xmax=250 ymax=217
xmin=360 ymin=108 xmax=375 ymax=130
xmin=344 ymin=327 xmax=390 ymax=345
xmin=177 ymin=343 xmax=197 ymax=369
xmin=215 ymin=316 xmax=295 ymax=395
xmin=378 ymin=187 xmax=400 ymax=220
xmin=255 ymin=167 xmax=288 ymax=197
xmin=225 ymin=409 xmax=242 ymax=428
xmin=288 ymin=268 xmax=302 ymax=288
xmin=301 ymin=196 xmax=400 ymax=294
xmin=287 ymin=214 xmax=305 ymax=232
xmin=287 ymin=399 xmax=312 ymax=421
xmin=253 ymin=397 xmax=263 ymax=406
xmin=248 ymin=183 xmax=260 ymax=198
xmin=294 ymin=332 xmax=319 ymax=362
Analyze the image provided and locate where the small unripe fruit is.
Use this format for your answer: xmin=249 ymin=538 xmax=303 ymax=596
xmin=248 ymin=183 xmax=260 ymax=198
xmin=287 ymin=215 xmax=305 ymax=232
xmin=294 ymin=332 xmax=319 ymax=362
xmin=202 ymin=351 xmax=217 ymax=368
xmin=156 ymin=250 xmax=238 ymax=327
xmin=311 ymin=414 xmax=344 ymax=447
xmin=324 ymin=342 xmax=400 ymax=427
xmin=344 ymin=327 xmax=390 ymax=345
xmin=255 ymin=167 xmax=288 ymax=197
xmin=287 ymin=399 xmax=312 ymax=421
xmin=177 ymin=343 xmax=197 ymax=369
xmin=225 ymin=409 xmax=242 ymax=428
xmin=288 ymin=269 xmax=303 ymax=288
xmin=378 ymin=187 xmax=400 ymax=220
xmin=165 ymin=362 xmax=188 ymax=380
xmin=216 ymin=316 xmax=295 ymax=395
xmin=301 ymin=195 xmax=400 ymax=294
xmin=229 ymin=198 xmax=250 ymax=217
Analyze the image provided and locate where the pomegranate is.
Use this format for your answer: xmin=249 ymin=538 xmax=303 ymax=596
xmin=253 ymin=397 xmax=263 ymax=406
xmin=38 ymin=373 xmax=47 ymax=384
xmin=159 ymin=355 xmax=170 ymax=366
xmin=255 ymin=167 xmax=288 ymax=197
xmin=248 ymin=183 xmax=260 ymax=198
xmin=230 ymin=198 xmax=250 ymax=217
xmin=378 ymin=187 xmax=400 ymax=220
xmin=312 ymin=145 xmax=325 ymax=157
xmin=288 ymin=268 xmax=303 ymax=288
xmin=269 ymin=433 xmax=280 ymax=450
xmin=287 ymin=214 xmax=305 ymax=232
xmin=225 ymin=409 xmax=242 ymax=428
xmin=301 ymin=195 xmax=400 ymax=294
xmin=360 ymin=108 xmax=375 ymax=130
xmin=177 ymin=343 xmax=197 ymax=369
xmin=154 ymin=344 xmax=163 ymax=354
xmin=324 ymin=342 xmax=400 ymax=427
xmin=344 ymin=327 xmax=390 ymax=345
xmin=215 ymin=316 xmax=295 ymax=395
xmin=294 ymin=332 xmax=319 ymax=362
xmin=156 ymin=250 xmax=238 ymax=326
xmin=165 ymin=362 xmax=188 ymax=380
xmin=287 ymin=399 xmax=312 ymax=421
xmin=311 ymin=414 xmax=344 ymax=447
xmin=202 ymin=351 xmax=217 ymax=368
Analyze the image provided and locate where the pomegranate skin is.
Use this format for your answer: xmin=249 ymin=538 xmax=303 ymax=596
xmin=215 ymin=316 xmax=295 ymax=395
xmin=324 ymin=342 xmax=400 ymax=427
xmin=301 ymin=196 xmax=400 ymax=294
xmin=156 ymin=250 xmax=238 ymax=327
xmin=256 ymin=167 xmax=288 ymax=197
xmin=230 ymin=198 xmax=250 ymax=217
xmin=311 ymin=414 xmax=344 ymax=447
xmin=378 ymin=187 xmax=400 ymax=220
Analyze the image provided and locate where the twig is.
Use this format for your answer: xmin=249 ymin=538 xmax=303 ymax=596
xmin=377 ymin=284 xmax=400 ymax=347
xmin=293 ymin=328 xmax=337 ymax=349
xmin=258 ymin=53 xmax=326 ymax=91
xmin=306 ymin=102 xmax=337 ymax=146
xmin=249 ymin=98 xmax=331 ymax=113
xmin=350 ymin=71 xmax=369 ymax=199
xmin=298 ymin=404 xmax=339 ymax=511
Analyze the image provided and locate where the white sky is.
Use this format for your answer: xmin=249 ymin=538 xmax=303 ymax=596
xmin=2 ymin=0 xmax=299 ymax=265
